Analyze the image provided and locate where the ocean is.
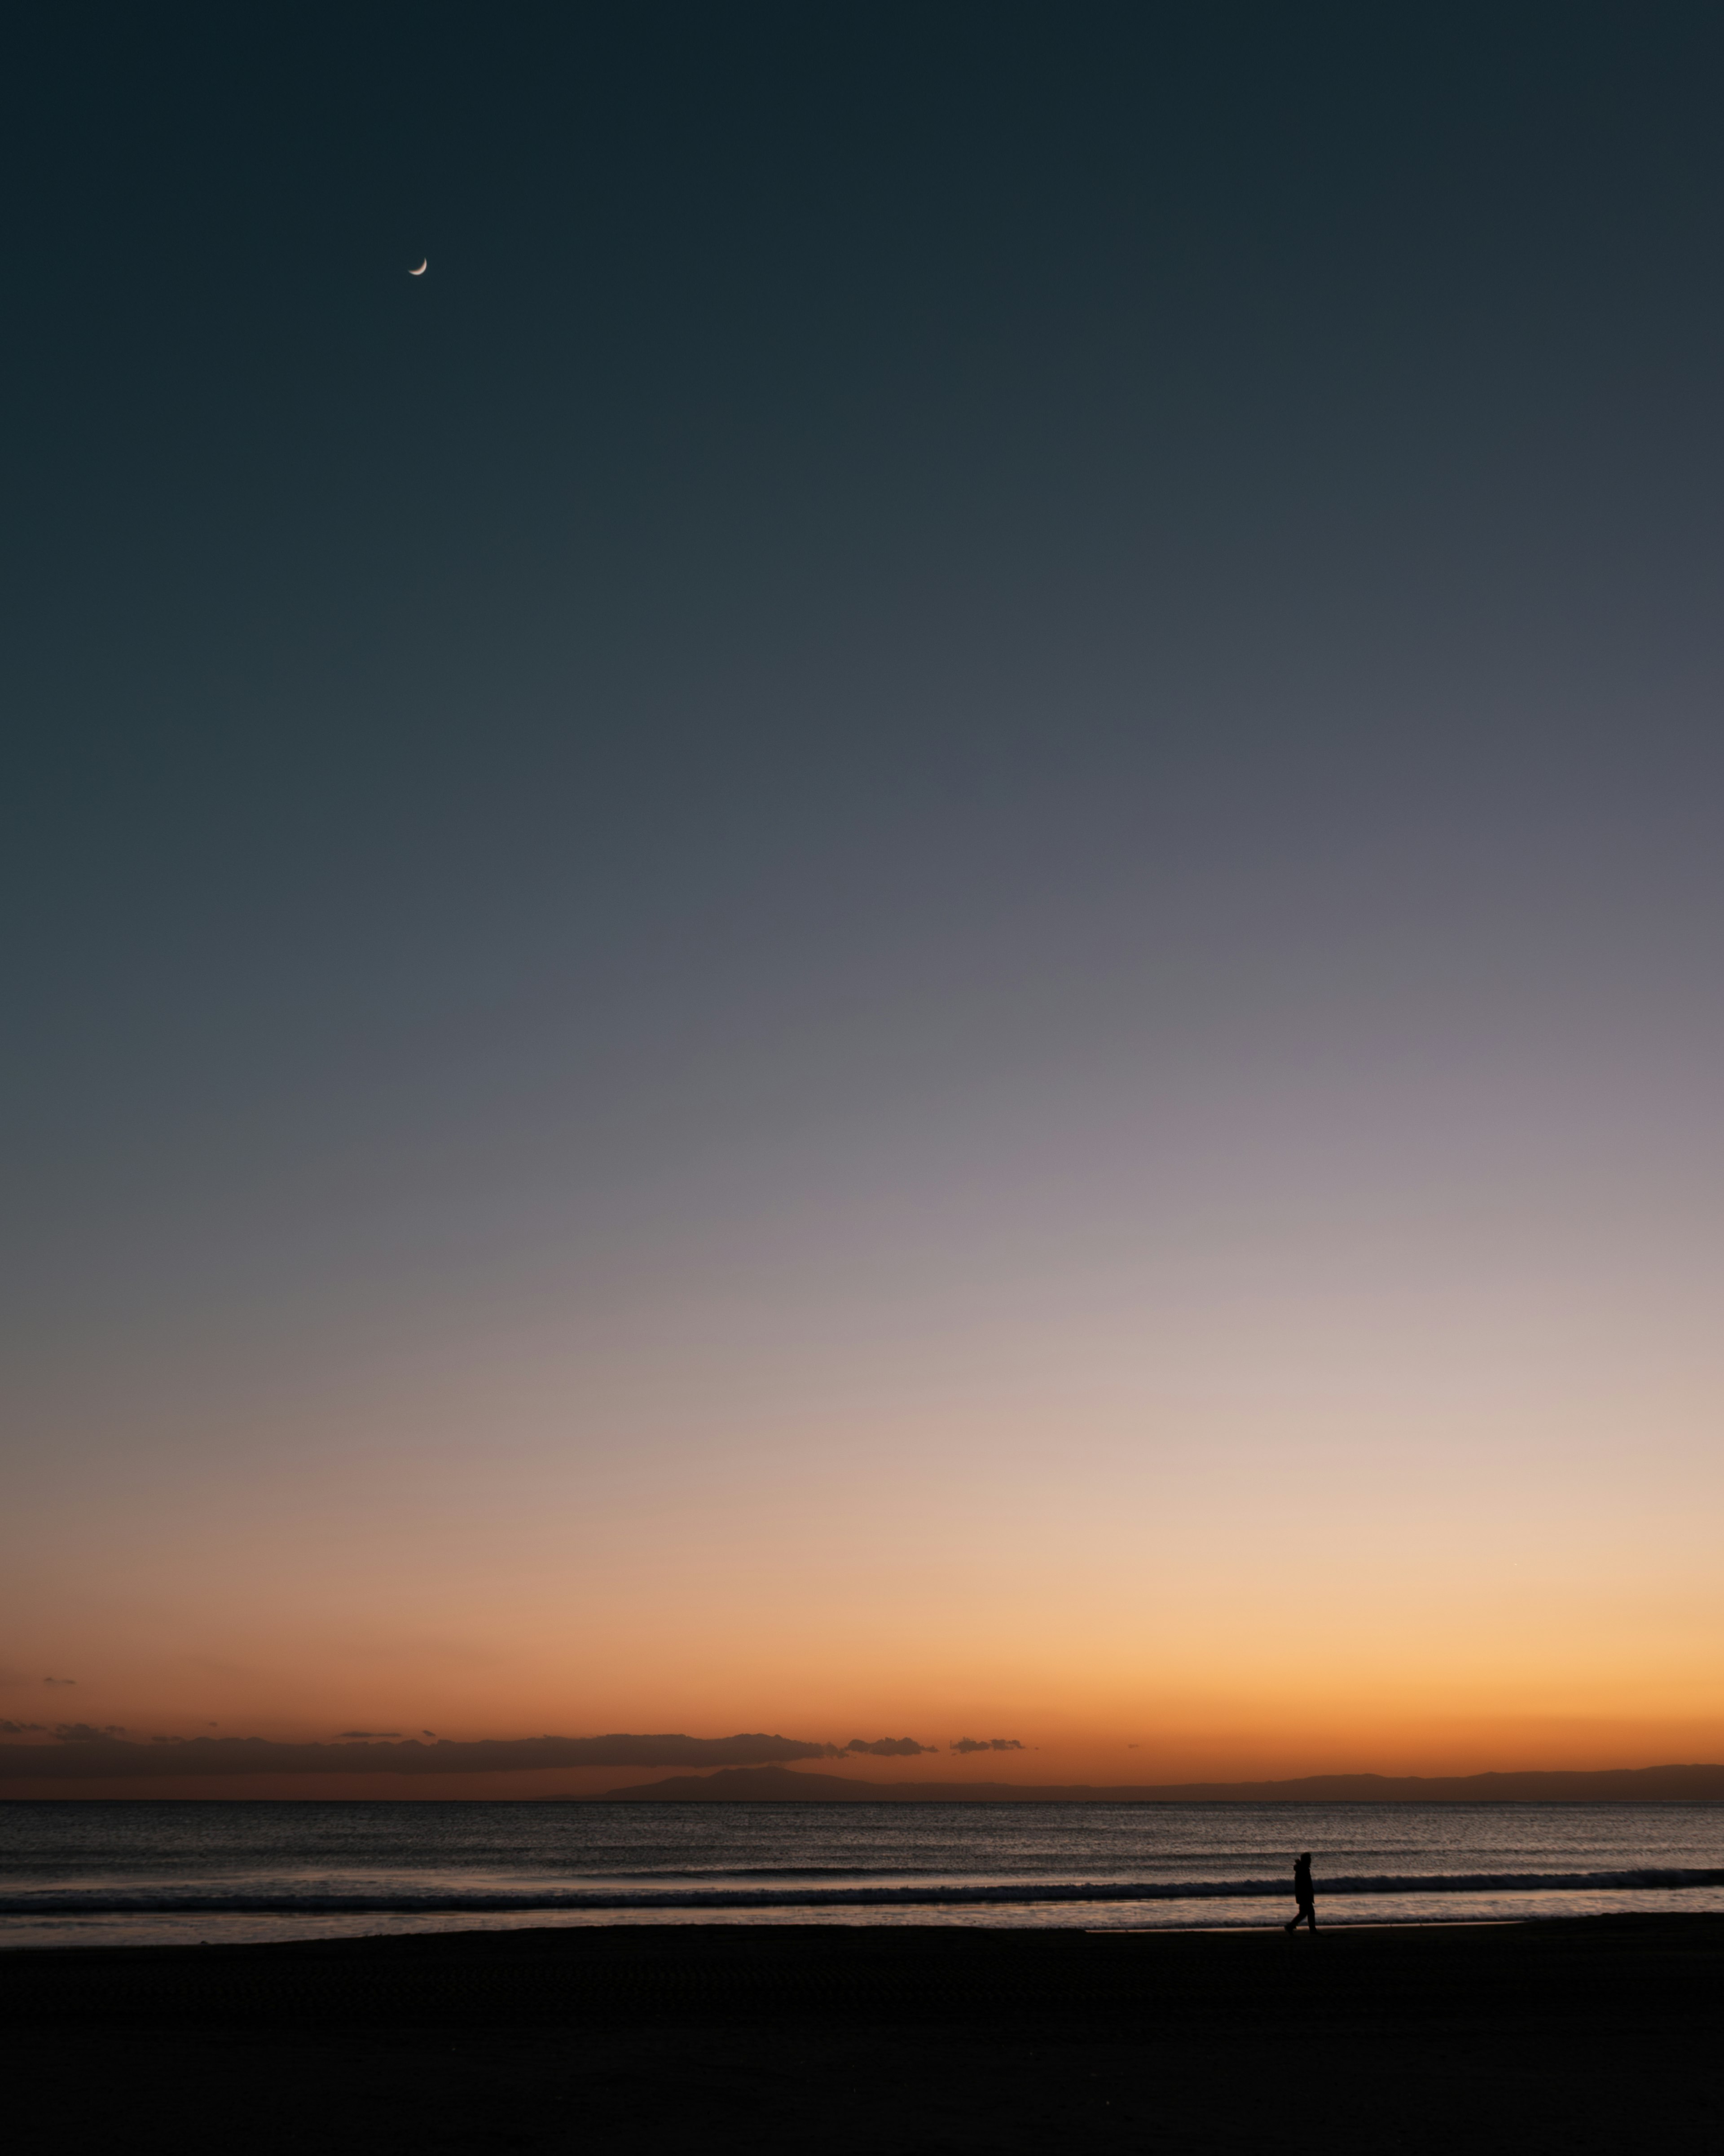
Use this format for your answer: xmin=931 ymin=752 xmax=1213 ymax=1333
xmin=4 ymin=1800 xmax=1723 ymax=1950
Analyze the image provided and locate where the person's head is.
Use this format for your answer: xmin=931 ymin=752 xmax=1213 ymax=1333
xmin=1298 ymin=1852 xmax=1311 ymax=1862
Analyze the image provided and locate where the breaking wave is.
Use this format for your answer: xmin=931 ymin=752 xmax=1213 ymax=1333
xmin=5 ymin=1867 xmax=1721 ymax=1917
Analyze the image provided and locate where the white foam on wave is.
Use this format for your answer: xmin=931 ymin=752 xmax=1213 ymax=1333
xmin=5 ymin=1865 xmax=1721 ymax=1918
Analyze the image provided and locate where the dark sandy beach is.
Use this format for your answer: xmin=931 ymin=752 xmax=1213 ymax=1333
xmin=4 ymin=1914 xmax=1720 ymax=2153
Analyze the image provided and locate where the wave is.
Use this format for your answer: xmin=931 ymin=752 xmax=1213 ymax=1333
xmin=4 ymin=1867 xmax=1721 ymax=1917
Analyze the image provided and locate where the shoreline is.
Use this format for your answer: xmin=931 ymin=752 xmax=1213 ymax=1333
xmin=9 ymin=1902 xmax=1720 ymax=1962
xmin=4 ymin=1898 xmax=1720 ymax=1955
xmin=0 ymin=1908 xmax=1589 ymax=1955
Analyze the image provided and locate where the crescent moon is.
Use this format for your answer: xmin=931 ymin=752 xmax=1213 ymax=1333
xmin=409 ymin=259 xmax=427 ymax=276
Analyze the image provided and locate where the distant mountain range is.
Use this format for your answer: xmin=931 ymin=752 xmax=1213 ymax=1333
xmin=589 ymin=1763 xmax=1724 ymax=1803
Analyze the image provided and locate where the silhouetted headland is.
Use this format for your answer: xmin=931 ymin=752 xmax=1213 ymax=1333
xmin=588 ymin=1762 xmax=1724 ymax=1802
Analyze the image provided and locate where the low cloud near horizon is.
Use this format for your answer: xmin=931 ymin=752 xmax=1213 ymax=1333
xmin=0 ymin=1729 xmax=902 ymax=1780
xmin=951 ymin=1738 xmax=1025 ymax=1754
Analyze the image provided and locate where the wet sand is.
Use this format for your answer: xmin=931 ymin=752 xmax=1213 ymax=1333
xmin=4 ymin=1914 xmax=1721 ymax=2153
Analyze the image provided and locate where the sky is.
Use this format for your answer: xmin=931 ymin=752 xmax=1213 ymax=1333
xmin=5 ymin=2 xmax=1724 ymax=1798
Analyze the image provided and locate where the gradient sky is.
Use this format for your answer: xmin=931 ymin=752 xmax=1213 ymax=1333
xmin=6 ymin=4 xmax=1724 ymax=1796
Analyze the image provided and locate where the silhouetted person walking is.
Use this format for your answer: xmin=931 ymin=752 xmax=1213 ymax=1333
xmin=1284 ymin=1851 xmax=1316 ymax=1932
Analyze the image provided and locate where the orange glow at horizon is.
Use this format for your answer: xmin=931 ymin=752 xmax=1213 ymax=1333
xmin=7 ymin=1331 xmax=1722 ymax=1791
xmin=8 ymin=1039 xmax=1724 ymax=1796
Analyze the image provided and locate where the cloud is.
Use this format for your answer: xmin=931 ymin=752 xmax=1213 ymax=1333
xmin=842 ymin=1737 xmax=937 ymax=1757
xmin=951 ymin=1738 xmax=1025 ymax=1754
xmin=43 ymin=1677 xmax=75 ymax=1688
xmin=422 ymin=1730 xmax=437 ymax=1738
xmin=0 ymin=1721 xmax=45 ymax=1735
xmin=335 ymin=1730 xmax=403 ymax=1740
xmin=0 ymin=1730 xmax=844 ymax=1780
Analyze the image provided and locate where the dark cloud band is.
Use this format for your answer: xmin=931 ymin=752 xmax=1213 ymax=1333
xmin=0 ymin=1731 xmax=847 ymax=1779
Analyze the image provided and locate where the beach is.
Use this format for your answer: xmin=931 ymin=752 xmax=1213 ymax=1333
xmin=5 ymin=1914 xmax=1720 ymax=2153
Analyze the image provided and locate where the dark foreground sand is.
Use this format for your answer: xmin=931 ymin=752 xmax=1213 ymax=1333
xmin=4 ymin=1915 xmax=1721 ymax=2154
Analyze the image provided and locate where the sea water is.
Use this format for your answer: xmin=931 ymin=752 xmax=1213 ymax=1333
xmin=3 ymin=1800 xmax=1721 ymax=1949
